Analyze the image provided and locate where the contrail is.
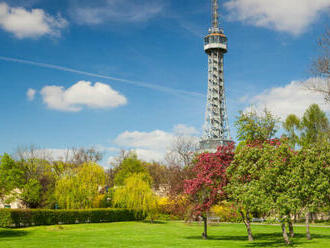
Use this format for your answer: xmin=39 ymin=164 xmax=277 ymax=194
xmin=0 ymin=56 xmax=205 ymax=98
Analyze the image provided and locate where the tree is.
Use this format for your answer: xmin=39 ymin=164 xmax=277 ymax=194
xmin=69 ymin=147 xmax=104 ymax=165
xmin=283 ymin=104 xmax=329 ymax=147
xmin=310 ymin=28 xmax=330 ymax=102
xmin=283 ymin=114 xmax=301 ymax=148
xmin=55 ymin=162 xmax=106 ymax=209
xmin=0 ymin=154 xmax=23 ymax=200
xmin=227 ymin=139 xmax=299 ymax=244
xmin=235 ymin=109 xmax=279 ymax=145
xmin=226 ymin=142 xmax=270 ymax=241
xmin=20 ymin=179 xmax=42 ymax=208
xmin=185 ymin=143 xmax=234 ymax=239
xmin=257 ymin=140 xmax=298 ymax=245
xmin=113 ymin=173 xmax=159 ymax=221
xmin=300 ymin=104 xmax=329 ymax=146
xmin=145 ymin=162 xmax=168 ymax=190
xmin=166 ymin=135 xmax=198 ymax=167
xmin=113 ymin=153 xmax=149 ymax=186
xmin=291 ymin=142 xmax=330 ymax=240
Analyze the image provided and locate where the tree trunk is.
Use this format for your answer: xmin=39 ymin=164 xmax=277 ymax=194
xmin=202 ymin=216 xmax=208 ymax=239
xmin=306 ymin=212 xmax=311 ymax=240
xmin=281 ymin=218 xmax=291 ymax=245
xmin=288 ymin=219 xmax=294 ymax=238
xmin=240 ymin=211 xmax=254 ymax=241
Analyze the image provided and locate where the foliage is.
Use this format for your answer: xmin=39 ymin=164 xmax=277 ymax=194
xmin=20 ymin=179 xmax=42 ymax=208
xmin=235 ymin=109 xmax=279 ymax=144
xmin=210 ymin=202 xmax=241 ymax=223
xmin=166 ymin=165 xmax=195 ymax=197
xmin=283 ymin=114 xmax=301 ymax=148
xmin=92 ymin=194 xmax=106 ymax=208
xmin=0 ymin=153 xmax=23 ymax=199
xmin=158 ymin=195 xmax=189 ymax=220
xmin=300 ymin=104 xmax=329 ymax=145
xmin=55 ymin=162 xmax=106 ymax=209
xmin=145 ymin=162 xmax=167 ymax=190
xmin=184 ymin=143 xmax=234 ymax=239
xmin=113 ymin=173 xmax=159 ymax=220
xmin=248 ymin=140 xmax=298 ymax=244
xmin=283 ymin=104 xmax=329 ymax=147
xmin=290 ymin=141 xmax=330 ymax=239
xmin=185 ymin=143 xmax=234 ymax=217
xmin=0 ymin=208 xmax=144 ymax=228
xmin=291 ymin=142 xmax=330 ymax=212
xmin=113 ymin=153 xmax=150 ymax=186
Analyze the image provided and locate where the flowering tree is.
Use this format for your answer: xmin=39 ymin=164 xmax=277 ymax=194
xmin=184 ymin=143 xmax=235 ymax=239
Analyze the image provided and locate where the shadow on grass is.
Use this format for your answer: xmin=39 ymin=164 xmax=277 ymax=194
xmin=0 ymin=229 xmax=28 ymax=238
xmin=186 ymin=232 xmax=330 ymax=247
xmin=141 ymin=220 xmax=167 ymax=225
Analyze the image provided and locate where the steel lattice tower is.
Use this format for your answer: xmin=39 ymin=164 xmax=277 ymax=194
xmin=199 ymin=0 xmax=231 ymax=151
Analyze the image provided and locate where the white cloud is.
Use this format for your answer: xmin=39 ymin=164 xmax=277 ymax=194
xmin=40 ymin=81 xmax=127 ymax=112
xmin=134 ymin=149 xmax=165 ymax=162
xmin=71 ymin=0 xmax=164 ymax=25
xmin=113 ymin=124 xmax=199 ymax=162
xmin=0 ymin=2 xmax=67 ymax=39
xmin=114 ymin=130 xmax=174 ymax=151
xmin=224 ymin=0 xmax=330 ymax=35
xmin=26 ymin=88 xmax=36 ymax=101
xmin=245 ymin=78 xmax=330 ymax=119
xmin=173 ymin=124 xmax=199 ymax=136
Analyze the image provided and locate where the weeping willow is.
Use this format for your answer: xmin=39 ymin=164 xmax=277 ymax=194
xmin=113 ymin=173 xmax=158 ymax=219
xmin=55 ymin=162 xmax=106 ymax=209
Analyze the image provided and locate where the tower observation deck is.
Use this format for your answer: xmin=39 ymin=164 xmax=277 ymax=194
xmin=199 ymin=0 xmax=231 ymax=152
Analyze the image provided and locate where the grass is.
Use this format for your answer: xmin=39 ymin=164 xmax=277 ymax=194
xmin=0 ymin=221 xmax=330 ymax=248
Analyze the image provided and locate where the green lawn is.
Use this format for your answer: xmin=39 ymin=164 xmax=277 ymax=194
xmin=0 ymin=221 xmax=329 ymax=248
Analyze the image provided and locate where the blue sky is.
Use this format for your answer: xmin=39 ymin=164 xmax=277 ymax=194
xmin=0 ymin=0 xmax=329 ymax=165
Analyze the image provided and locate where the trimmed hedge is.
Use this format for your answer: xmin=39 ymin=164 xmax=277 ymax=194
xmin=0 ymin=208 xmax=145 ymax=228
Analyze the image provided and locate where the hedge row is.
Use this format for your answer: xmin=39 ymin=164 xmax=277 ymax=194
xmin=0 ymin=208 xmax=145 ymax=228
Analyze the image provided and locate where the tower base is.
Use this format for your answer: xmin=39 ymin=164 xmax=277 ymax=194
xmin=199 ymin=139 xmax=232 ymax=153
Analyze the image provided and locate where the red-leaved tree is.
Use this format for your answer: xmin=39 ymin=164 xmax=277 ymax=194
xmin=184 ymin=143 xmax=235 ymax=239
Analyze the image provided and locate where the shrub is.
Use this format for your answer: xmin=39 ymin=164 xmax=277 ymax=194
xmin=210 ymin=202 xmax=241 ymax=223
xmin=158 ymin=196 xmax=190 ymax=220
xmin=0 ymin=208 xmax=145 ymax=228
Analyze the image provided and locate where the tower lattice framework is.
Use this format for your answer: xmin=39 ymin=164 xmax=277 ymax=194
xmin=200 ymin=0 xmax=231 ymax=151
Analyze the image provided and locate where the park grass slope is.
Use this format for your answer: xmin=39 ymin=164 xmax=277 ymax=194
xmin=0 ymin=221 xmax=330 ymax=248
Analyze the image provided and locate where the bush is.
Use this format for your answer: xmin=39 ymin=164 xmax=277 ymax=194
xmin=0 ymin=208 xmax=145 ymax=228
xmin=210 ymin=202 xmax=241 ymax=223
xmin=158 ymin=196 xmax=190 ymax=220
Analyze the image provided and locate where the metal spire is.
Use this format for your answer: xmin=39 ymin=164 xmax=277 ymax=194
xmin=212 ymin=0 xmax=219 ymax=30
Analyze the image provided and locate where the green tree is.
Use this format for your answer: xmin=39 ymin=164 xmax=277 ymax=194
xmin=235 ymin=109 xmax=279 ymax=145
xmin=291 ymin=142 xmax=330 ymax=240
xmin=20 ymin=179 xmax=42 ymax=208
xmin=0 ymin=153 xmax=23 ymax=200
xmin=283 ymin=104 xmax=329 ymax=147
xmin=113 ymin=173 xmax=158 ymax=221
xmin=226 ymin=143 xmax=270 ymax=241
xmin=257 ymin=141 xmax=298 ymax=245
xmin=113 ymin=153 xmax=149 ymax=186
xmin=300 ymin=104 xmax=329 ymax=145
xmin=55 ymin=162 xmax=106 ymax=209
xmin=283 ymin=114 xmax=301 ymax=148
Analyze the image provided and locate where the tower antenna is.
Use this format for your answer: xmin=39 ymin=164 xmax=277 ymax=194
xmin=212 ymin=0 xmax=219 ymax=30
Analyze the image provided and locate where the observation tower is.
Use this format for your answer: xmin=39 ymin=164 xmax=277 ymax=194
xmin=199 ymin=0 xmax=231 ymax=152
